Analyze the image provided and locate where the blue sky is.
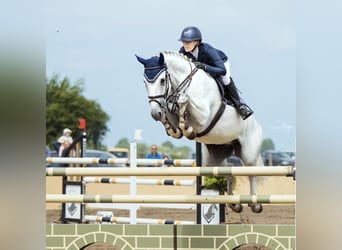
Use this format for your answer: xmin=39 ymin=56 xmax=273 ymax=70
xmin=46 ymin=0 xmax=295 ymax=152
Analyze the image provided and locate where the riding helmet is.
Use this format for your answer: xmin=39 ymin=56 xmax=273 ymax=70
xmin=179 ymin=26 xmax=202 ymax=42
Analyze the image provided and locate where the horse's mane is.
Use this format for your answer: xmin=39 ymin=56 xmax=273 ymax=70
xmin=162 ymin=50 xmax=194 ymax=64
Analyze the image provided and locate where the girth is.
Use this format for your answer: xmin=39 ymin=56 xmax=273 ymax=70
xmin=196 ymin=102 xmax=226 ymax=137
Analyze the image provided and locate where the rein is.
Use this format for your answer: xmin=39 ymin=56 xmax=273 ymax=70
xmin=166 ymin=66 xmax=198 ymax=113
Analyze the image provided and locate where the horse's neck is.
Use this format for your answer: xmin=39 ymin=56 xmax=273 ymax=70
xmin=165 ymin=53 xmax=220 ymax=100
xmin=166 ymin=59 xmax=192 ymax=86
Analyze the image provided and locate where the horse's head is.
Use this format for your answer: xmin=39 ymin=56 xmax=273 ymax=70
xmin=136 ymin=53 xmax=169 ymax=121
xmin=136 ymin=51 xmax=198 ymax=121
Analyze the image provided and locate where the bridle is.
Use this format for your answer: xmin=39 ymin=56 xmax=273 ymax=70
xmin=144 ymin=61 xmax=198 ymax=113
xmin=145 ymin=64 xmax=170 ymax=108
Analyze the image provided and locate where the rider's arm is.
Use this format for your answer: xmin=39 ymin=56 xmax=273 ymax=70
xmin=199 ymin=46 xmax=227 ymax=77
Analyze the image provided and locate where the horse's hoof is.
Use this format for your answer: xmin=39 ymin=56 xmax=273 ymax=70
xmin=184 ymin=127 xmax=194 ymax=138
xmin=249 ymin=204 xmax=263 ymax=213
xmin=174 ymin=130 xmax=183 ymax=139
xmin=186 ymin=132 xmax=196 ymax=140
xmin=167 ymin=128 xmax=182 ymax=139
xmin=228 ymin=204 xmax=243 ymax=213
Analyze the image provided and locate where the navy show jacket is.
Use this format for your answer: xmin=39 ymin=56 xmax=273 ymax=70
xmin=179 ymin=42 xmax=228 ymax=78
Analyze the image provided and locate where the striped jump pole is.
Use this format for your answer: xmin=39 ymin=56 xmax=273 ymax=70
xmin=46 ymin=157 xmax=196 ymax=167
xmin=83 ymin=177 xmax=195 ymax=186
xmin=84 ymin=215 xmax=195 ymax=225
xmin=46 ymin=194 xmax=296 ymax=204
xmin=46 ymin=166 xmax=295 ymax=177
xmin=87 ymin=203 xmax=196 ymax=210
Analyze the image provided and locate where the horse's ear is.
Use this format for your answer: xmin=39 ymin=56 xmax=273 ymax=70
xmin=159 ymin=53 xmax=165 ymax=66
xmin=135 ymin=55 xmax=147 ymax=66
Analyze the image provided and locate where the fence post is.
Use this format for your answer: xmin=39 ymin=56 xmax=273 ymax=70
xmin=196 ymin=142 xmax=202 ymax=224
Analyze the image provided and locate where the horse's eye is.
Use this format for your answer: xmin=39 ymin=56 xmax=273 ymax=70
xmin=160 ymin=79 xmax=165 ymax=84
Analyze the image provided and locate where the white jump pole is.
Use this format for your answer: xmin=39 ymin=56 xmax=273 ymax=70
xmin=129 ymin=129 xmax=143 ymax=224
xmin=130 ymin=140 xmax=137 ymax=224
xmin=84 ymin=215 xmax=195 ymax=225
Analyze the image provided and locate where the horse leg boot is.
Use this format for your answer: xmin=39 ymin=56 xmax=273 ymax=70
xmin=224 ymin=78 xmax=254 ymax=120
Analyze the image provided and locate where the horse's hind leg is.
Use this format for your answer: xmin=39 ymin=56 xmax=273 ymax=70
xmin=248 ymin=176 xmax=262 ymax=213
xmin=226 ymin=175 xmax=243 ymax=213
xmin=204 ymin=144 xmax=243 ymax=213
xmin=247 ymin=155 xmax=264 ymax=213
xmin=237 ymin=128 xmax=264 ymax=213
xmin=248 ymin=155 xmax=264 ymax=195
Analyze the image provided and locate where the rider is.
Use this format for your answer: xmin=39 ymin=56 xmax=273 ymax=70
xmin=178 ymin=26 xmax=253 ymax=120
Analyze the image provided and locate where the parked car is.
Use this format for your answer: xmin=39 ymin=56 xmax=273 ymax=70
xmin=226 ymin=155 xmax=243 ymax=166
xmin=261 ymin=150 xmax=295 ymax=166
xmin=108 ymin=147 xmax=130 ymax=166
xmin=107 ymin=147 xmax=129 ymax=158
xmin=46 ymin=149 xmax=126 ymax=167
xmin=283 ymin=151 xmax=296 ymax=161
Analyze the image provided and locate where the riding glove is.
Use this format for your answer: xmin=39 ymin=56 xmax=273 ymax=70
xmin=194 ymin=62 xmax=206 ymax=71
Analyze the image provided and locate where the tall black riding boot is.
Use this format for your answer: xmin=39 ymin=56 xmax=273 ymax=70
xmin=224 ymin=78 xmax=254 ymax=120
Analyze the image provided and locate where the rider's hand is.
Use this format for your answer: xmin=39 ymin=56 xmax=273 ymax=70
xmin=194 ymin=62 xmax=206 ymax=71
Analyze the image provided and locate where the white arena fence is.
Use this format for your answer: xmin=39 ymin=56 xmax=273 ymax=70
xmin=46 ymin=140 xmax=295 ymax=224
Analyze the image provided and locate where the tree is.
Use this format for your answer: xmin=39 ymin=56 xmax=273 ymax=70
xmin=46 ymin=75 xmax=110 ymax=149
xmin=137 ymin=143 xmax=149 ymax=158
xmin=261 ymin=138 xmax=275 ymax=152
xmin=115 ymin=138 xmax=130 ymax=149
xmin=169 ymin=145 xmax=191 ymax=159
xmin=161 ymin=141 xmax=174 ymax=149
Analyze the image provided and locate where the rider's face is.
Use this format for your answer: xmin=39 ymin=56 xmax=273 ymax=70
xmin=182 ymin=41 xmax=198 ymax=52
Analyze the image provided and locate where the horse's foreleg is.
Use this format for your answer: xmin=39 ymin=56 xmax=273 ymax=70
xmin=161 ymin=115 xmax=183 ymax=139
xmin=178 ymin=96 xmax=195 ymax=139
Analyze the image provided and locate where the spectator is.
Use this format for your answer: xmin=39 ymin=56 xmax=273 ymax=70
xmin=145 ymin=144 xmax=163 ymax=167
xmin=58 ymin=128 xmax=73 ymax=144
xmin=52 ymin=128 xmax=73 ymax=152
xmin=58 ymin=137 xmax=74 ymax=157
